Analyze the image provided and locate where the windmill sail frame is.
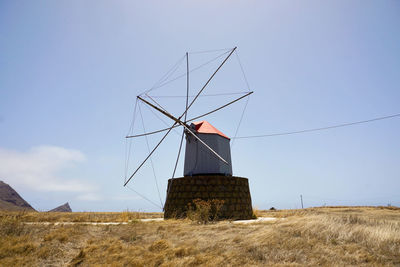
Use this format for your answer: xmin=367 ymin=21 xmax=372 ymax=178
xmin=124 ymin=47 xmax=252 ymax=188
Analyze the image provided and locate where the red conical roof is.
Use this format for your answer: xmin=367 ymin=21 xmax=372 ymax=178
xmin=192 ymin=121 xmax=230 ymax=140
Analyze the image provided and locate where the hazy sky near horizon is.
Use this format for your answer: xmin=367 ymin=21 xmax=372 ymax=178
xmin=1 ymin=1 xmax=399 ymax=211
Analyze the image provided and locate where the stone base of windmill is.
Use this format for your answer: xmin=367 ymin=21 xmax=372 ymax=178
xmin=164 ymin=175 xmax=253 ymax=220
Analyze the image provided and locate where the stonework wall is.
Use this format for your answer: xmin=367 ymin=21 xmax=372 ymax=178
xmin=164 ymin=175 xmax=253 ymax=220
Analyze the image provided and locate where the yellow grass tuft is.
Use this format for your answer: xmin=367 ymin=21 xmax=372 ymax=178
xmin=149 ymin=239 xmax=171 ymax=252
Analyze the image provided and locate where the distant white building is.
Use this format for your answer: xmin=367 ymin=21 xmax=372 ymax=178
xmin=184 ymin=121 xmax=233 ymax=176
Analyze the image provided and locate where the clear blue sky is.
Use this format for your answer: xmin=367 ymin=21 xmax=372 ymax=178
xmin=1 ymin=1 xmax=399 ymax=211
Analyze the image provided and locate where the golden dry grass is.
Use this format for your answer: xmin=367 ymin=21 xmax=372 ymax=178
xmin=0 ymin=206 xmax=399 ymax=266
xmin=10 ymin=210 xmax=162 ymax=223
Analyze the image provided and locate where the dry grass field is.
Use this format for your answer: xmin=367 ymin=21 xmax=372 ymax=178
xmin=0 ymin=206 xmax=399 ymax=266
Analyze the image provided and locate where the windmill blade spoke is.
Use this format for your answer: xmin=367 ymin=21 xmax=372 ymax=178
xmin=184 ymin=52 xmax=189 ymax=123
xmin=171 ymin=52 xmax=190 ymax=180
xmin=171 ymin=129 xmax=185 ymax=179
xmin=138 ymin=95 xmax=228 ymax=165
xmin=139 ymin=94 xmax=228 ymax=165
xmin=125 ymin=91 xmax=253 ymax=139
xmin=188 ymin=91 xmax=253 ymax=122
xmin=124 ymin=121 xmax=177 ymax=187
xmin=167 ymin=52 xmax=190 ymax=202
xmin=134 ymin=48 xmax=236 ymax=129
xmin=179 ymin=47 xmax=237 ymax=120
xmin=182 ymin=124 xmax=228 ymax=165
xmin=125 ymin=48 xmax=239 ymax=186
xmin=145 ymin=93 xmax=168 ymax=113
xmin=125 ymin=126 xmax=181 ymax=138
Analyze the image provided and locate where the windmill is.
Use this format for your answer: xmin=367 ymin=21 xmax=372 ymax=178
xmin=125 ymin=47 xmax=254 ymax=219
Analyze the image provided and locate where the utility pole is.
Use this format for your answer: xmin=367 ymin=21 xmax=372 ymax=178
xmin=300 ymin=195 xmax=304 ymax=209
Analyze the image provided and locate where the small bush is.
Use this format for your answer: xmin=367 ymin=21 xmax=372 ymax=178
xmin=187 ymin=199 xmax=225 ymax=224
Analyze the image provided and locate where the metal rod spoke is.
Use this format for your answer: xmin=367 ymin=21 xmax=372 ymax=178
xmin=126 ymin=91 xmax=253 ymax=138
xmin=188 ymin=91 xmax=253 ymax=122
xmin=180 ymin=47 xmax=237 ymax=120
xmin=123 ymin=121 xmax=177 ymax=187
xmin=171 ymin=52 xmax=190 ymax=179
xmin=124 ymin=48 xmax=237 ymax=186
xmin=183 ymin=124 xmax=228 ymax=164
xmin=138 ymin=96 xmax=228 ymax=164
xmin=172 ymin=130 xmax=185 ymax=179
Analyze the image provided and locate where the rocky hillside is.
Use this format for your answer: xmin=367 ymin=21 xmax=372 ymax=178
xmin=0 ymin=181 xmax=35 ymax=211
xmin=49 ymin=202 xmax=72 ymax=212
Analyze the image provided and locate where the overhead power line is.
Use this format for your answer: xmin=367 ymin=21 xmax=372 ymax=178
xmin=233 ymin=113 xmax=400 ymax=139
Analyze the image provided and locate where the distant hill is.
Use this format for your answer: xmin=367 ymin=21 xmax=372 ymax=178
xmin=0 ymin=181 xmax=36 ymax=211
xmin=49 ymin=202 xmax=72 ymax=212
